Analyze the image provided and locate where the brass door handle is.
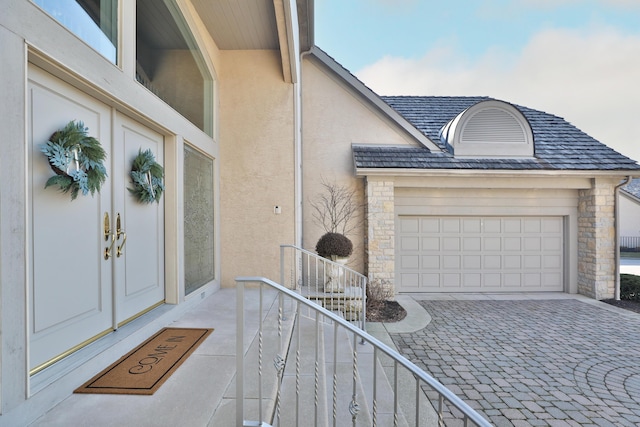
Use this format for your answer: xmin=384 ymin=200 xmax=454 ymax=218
xmin=117 ymin=232 xmax=127 ymax=257
xmin=116 ymin=213 xmax=126 ymax=257
xmin=105 ymin=233 xmax=116 ymax=260
xmin=104 ymin=212 xmax=111 ymax=241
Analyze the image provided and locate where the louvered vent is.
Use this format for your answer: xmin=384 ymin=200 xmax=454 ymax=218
xmin=461 ymin=108 xmax=525 ymax=144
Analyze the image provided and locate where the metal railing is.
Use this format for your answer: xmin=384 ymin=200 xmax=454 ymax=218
xmin=280 ymin=244 xmax=367 ymax=332
xmin=621 ymin=236 xmax=640 ymax=252
xmin=236 ymin=277 xmax=492 ymax=427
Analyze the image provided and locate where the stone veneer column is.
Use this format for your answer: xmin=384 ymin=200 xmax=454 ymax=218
xmin=364 ymin=177 xmax=395 ymax=294
xmin=577 ymin=178 xmax=617 ymax=299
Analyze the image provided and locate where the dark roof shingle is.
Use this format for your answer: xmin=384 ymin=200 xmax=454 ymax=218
xmin=353 ymin=96 xmax=640 ymax=171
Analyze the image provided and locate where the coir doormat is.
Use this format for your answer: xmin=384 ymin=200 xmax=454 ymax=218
xmin=75 ymin=327 xmax=213 ymax=395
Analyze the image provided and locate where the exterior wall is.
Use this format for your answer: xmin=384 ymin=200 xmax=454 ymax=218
xmin=364 ymin=178 xmax=395 ymax=291
xmin=219 ymin=50 xmax=296 ymax=286
xmin=0 ymin=21 xmax=29 ymax=414
xmin=361 ymin=175 xmax=597 ymax=295
xmin=577 ymin=178 xmax=617 ymax=299
xmin=0 ymin=0 xmax=223 ymax=421
xmin=301 ymin=58 xmax=416 ymax=273
xmin=619 ymin=192 xmax=640 ymax=238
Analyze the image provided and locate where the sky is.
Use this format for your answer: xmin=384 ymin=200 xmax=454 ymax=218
xmin=314 ymin=0 xmax=640 ymax=162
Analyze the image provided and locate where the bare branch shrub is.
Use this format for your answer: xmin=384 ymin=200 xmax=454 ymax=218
xmin=310 ymin=178 xmax=362 ymax=236
xmin=366 ymin=278 xmax=394 ymax=303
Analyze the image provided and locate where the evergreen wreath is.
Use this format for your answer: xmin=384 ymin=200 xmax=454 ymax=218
xmin=41 ymin=120 xmax=108 ymax=200
xmin=128 ymin=148 xmax=164 ymax=204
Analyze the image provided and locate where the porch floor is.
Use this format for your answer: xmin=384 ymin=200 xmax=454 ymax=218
xmin=28 ymin=287 xmax=278 ymax=427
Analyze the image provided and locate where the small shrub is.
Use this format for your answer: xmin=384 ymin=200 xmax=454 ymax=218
xmin=315 ymin=232 xmax=353 ymax=259
xmin=620 ymin=274 xmax=640 ymax=300
xmin=366 ymin=278 xmax=394 ymax=303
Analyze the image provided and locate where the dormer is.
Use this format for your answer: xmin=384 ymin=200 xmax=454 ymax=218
xmin=439 ymin=100 xmax=534 ymax=158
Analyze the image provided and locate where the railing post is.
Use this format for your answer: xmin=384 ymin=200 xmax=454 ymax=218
xmin=236 ymin=280 xmax=245 ymax=427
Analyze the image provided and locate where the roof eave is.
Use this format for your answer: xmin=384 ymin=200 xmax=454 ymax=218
xmin=355 ymin=168 xmax=640 ymax=179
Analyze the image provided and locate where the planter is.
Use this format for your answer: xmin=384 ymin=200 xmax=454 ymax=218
xmin=325 ymin=256 xmax=348 ymax=293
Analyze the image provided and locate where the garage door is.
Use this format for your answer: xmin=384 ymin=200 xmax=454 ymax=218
xmin=396 ymin=216 xmax=564 ymax=292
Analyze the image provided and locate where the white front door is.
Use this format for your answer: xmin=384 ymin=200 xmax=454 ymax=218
xmin=28 ymin=66 xmax=165 ymax=372
xmin=112 ymin=113 xmax=165 ymax=325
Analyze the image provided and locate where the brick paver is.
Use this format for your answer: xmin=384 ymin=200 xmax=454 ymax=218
xmin=391 ymin=299 xmax=640 ymax=426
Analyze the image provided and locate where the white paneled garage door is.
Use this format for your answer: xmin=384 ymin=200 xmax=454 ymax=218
xmin=396 ymin=216 xmax=564 ymax=292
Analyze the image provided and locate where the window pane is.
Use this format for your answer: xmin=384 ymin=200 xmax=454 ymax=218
xmin=34 ymin=0 xmax=117 ymax=63
xmin=184 ymin=144 xmax=215 ymax=295
xmin=136 ymin=0 xmax=213 ymax=136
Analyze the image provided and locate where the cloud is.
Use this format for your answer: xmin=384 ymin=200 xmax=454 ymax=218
xmin=356 ymin=26 xmax=640 ymax=162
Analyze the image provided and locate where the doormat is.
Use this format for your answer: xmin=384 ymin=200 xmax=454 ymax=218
xmin=74 ymin=327 xmax=213 ymax=395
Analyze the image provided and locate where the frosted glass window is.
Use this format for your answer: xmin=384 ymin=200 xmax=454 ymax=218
xmin=34 ymin=0 xmax=118 ymax=63
xmin=184 ymin=145 xmax=215 ymax=294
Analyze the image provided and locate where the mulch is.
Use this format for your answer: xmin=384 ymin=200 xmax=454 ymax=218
xmin=601 ymin=299 xmax=640 ymax=314
xmin=366 ymin=300 xmax=407 ymax=323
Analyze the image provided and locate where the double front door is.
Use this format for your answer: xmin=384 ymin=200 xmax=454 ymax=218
xmin=28 ymin=66 xmax=165 ymax=372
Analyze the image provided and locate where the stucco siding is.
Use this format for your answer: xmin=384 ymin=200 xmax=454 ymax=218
xmin=219 ymin=49 xmax=296 ymax=286
xmin=301 ymin=59 xmax=418 ymax=273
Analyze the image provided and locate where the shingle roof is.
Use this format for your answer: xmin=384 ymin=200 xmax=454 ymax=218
xmin=622 ymin=178 xmax=640 ymax=199
xmin=353 ymin=96 xmax=640 ymax=171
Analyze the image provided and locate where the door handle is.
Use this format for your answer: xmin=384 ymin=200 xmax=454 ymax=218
xmin=105 ymin=233 xmax=116 ymax=260
xmin=104 ymin=212 xmax=111 ymax=241
xmin=104 ymin=212 xmax=115 ymax=259
xmin=116 ymin=213 xmax=127 ymax=257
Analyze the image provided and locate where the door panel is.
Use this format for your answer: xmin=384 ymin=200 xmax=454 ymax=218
xmin=29 ymin=67 xmax=113 ymax=370
xmin=114 ymin=114 xmax=165 ymax=324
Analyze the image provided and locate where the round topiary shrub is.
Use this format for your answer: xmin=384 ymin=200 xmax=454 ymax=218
xmin=315 ymin=232 xmax=353 ymax=259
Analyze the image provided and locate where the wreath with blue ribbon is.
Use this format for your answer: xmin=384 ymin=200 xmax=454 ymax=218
xmin=41 ymin=120 xmax=107 ymax=200
xmin=128 ymin=148 xmax=164 ymax=204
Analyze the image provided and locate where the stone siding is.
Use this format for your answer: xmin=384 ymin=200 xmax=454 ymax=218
xmin=364 ymin=178 xmax=395 ymax=293
xmin=577 ymin=178 xmax=617 ymax=299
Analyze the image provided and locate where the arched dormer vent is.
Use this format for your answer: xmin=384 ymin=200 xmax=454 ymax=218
xmin=439 ymin=100 xmax=534 ymax=158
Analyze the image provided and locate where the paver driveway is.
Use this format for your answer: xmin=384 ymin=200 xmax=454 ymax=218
xmin=391 ymin=298 xmax=640 ymax=426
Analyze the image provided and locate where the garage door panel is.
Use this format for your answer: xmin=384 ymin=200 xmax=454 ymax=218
xmin=484 ymin=255 xmax=501 ymax=269
xmin=397 ymin=216 xmax=564 ymax=292
xmin=504 ymin=255 xmax=521 ymax=269
xmin=524 ymin=237 xmax=541 ymax=251
xmin=463 ymin=237 xmax=481 ymax=251
xmin=464 ymin=255 xmax=481 ymax=269
xmin=463 ymin=274 xmax=481 ymax=287
xmin=423 ymin=237 xmax=439 ymax=250
xmin=400 ymin=255 xmax=419 ymax=269
xmin=484 ymin=237 xmax=501 ymax=251
xmin=524 ymin=255 xmax=541 ymax=269
xmin=504 ymin=237 xmax=521 ymax=251
xmin=442 ymin=219 xmax=461 ymax=233
xmin=443 ymin=237 xmax=460 ymax=251
xmin=400 ymin=236 xmax=419 ymax=251
xmin=421 ymin=218 xmax=440 ymax=232
xmin=400 ymin=218 xmax=420 ymax=233
xmin=524 ymin=273 xmax=542 ymax=286
xmin=504 ymin=273 xmax=522 ymax=287
xmin=443 ymin=255 xmax=461 ymax=269
xmin=443 ymin=274 xmax=461 ymax=287
xmin=544 ymin=237 xmax=562 ymax=250
xmin=463 ymin=218 xmax=481 ymax=232
xmin=423 ymin=255 xmax=439 ymax=269
xmin=400 ymin=273 xmax=420 ymax=288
